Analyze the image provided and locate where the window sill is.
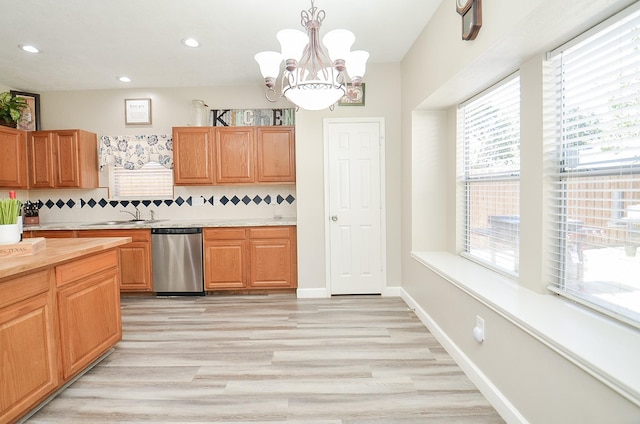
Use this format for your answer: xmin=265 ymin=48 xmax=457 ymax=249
xmin=411 ymin=251 xmax=640 ymax=406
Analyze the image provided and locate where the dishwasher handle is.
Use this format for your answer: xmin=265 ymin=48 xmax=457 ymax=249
xmin=152 ymin=227 xmax=202 ymax=235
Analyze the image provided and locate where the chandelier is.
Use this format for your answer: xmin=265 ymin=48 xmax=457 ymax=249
xmin=254 ymin=0 xmax=369 ymax=111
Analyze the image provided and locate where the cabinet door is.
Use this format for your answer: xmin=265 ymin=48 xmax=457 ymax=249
xmin=203 ymin=228 xmax=247 ymax=290
xmin=0 ymin=126 xmax=28 ymax=189
xmin=0 ymin=291 xmax=58 ymax=424
xmin=249 ymin=237 xmax=293 ymax=288
xmin=215 ymin=127 xmax=255 ymax=183
xmin=54 ymin=131 xmax=81 ymax=187
xmin=173 ymin=127 xmax=215 ymax=185
xmin=57 ymin=270 xmax=121 ymax=379
xmin=256 ymin=127 xmax=295 ymax=183
xmin=28 ymin=131 xmax=55 ymax=188
xmin=118 ymin=242 xmax=153 ymax=291
xmin=204 ymin=240 xmax=248 ymax=289
xmin=78 ymin=229 xmax=153 ymax=292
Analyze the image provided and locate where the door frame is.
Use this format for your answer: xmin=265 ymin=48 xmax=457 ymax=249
xmin=323 ymin=117 xmax=387 ymax=294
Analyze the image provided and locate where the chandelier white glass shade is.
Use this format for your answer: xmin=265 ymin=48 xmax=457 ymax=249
xmin=254 ymin=0 xmax=369 ymax=111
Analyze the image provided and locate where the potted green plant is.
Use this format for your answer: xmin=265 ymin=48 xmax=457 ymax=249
xmin=0 ymin=198 xmax=22 ymax=245
xmin=0 ymin=92 xmax=27 ymax=128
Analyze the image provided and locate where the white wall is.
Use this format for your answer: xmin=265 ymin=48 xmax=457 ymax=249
xmin=401 ymin=0 xmax=639 ymax=422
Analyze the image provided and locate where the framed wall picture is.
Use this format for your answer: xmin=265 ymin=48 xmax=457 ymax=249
xmin=339 ymin=83 xmax=365 ymax=106
xmin=125 ymin=98 xmax=152 ymax=125
xmin=10 ymin=90 xmax=40 ymax=130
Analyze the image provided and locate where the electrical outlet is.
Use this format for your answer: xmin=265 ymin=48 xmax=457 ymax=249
xmin=193 ymin=196 xmax=205 ymax=207
xmin=474 ymin=315 xmax=485 ymax=342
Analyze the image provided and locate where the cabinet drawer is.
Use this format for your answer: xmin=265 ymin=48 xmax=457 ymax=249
xmin=0 ymin=269 xmax=52 ymax=310
xmin=56 ymin=250 xmax=118 ymax=287
xmin=248 ymin=227 xmax=291 ymax=239
xmin=78 ymin=229 xmax=151 ymax=243
xmin=204 ymin=228 xmax=247 ymax=241
xmin=29 ymin=230 xmax=77 ymax=238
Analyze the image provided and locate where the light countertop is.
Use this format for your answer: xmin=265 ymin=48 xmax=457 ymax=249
xmin=24 ymin=217 xmax=297 ymax=231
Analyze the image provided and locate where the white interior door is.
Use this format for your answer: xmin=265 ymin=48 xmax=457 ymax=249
xmin=325 ymin=119 xmax=384 ymax=295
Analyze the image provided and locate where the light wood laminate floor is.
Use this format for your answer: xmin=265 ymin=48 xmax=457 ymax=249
xmin=27 ymin=294 xmax=504 ymax=423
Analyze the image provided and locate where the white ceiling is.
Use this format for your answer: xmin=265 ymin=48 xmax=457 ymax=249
xmin=0 ymin=0 xmax=443 ymax=92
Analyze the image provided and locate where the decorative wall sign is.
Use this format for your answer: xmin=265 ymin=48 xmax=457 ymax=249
xmin=211 ymin=108 xmax=295 ymax=127
xmin=339 ymin=84 xmax=365 ymax=106
xmin=10 ymin=90 xmax=40 ymax=130
xmin=125 ymin=98 xmax=152 ymax=125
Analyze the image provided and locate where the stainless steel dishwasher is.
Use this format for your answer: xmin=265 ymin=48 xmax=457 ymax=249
xmin=151 ymin=228 xmax=204 ymax=295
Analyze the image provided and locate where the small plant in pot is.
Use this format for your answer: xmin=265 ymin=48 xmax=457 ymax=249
xmin=0 ymin=198 xmax=22 ymax=245
xmin=0 ymin=92 xmax=27 ymax=128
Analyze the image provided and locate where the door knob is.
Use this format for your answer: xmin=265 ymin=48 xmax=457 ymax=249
xmin=331 ymin=215 xmax=338 ymax=222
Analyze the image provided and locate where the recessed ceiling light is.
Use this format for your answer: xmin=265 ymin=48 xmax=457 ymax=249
xmin=19 ymin=44 xmax=39 ymax=54
xmin=117 ymin=76 xmax=132 ymax=83
xmin=182 ymin=38 xmax=200 ymax=48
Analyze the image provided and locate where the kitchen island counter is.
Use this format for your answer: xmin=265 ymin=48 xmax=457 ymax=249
xmin=0 ymin=237 xmax=131 ymax=279
xmin=0 ymin=237 xmax=129 ymax=424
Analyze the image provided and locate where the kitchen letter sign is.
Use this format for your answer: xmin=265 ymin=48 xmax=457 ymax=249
xmin=211 ymin=108 xmax=294 ymax=127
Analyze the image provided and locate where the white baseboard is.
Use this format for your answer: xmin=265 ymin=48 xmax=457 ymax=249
xmin=298 ymin=286 xmax=401 ymax=298
xmin=296 ymin=287 xmax=330 ymax=298
xmin=400 ymin=288 xmax=527 ymax=424
xmin=383 ymin=286 xmax=402 ymax=297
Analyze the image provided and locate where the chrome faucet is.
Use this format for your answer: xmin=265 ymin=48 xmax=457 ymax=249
xmin=121 ymin=206 xmax=141 ymax=220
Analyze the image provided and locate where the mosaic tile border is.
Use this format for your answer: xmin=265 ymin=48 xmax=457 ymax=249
xmin=30 ymin=194 xmax=296 ymax=210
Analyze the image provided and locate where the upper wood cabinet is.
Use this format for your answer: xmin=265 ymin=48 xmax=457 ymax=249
xmin=0 ymin=126 xmax=28 ymax=189
xmin=29 ymin=131 xmax=55 ymax=188
xmin=172 ymin=127 xmax=216 ymax=185
xmin=28 ymin=129 xmax=99 ymax=189
xmin=173 ymin=126 xmax=295 ymax=186
xmin=216 ymin=127 xmax=255 ymax=184
xmin=256 ymin=127 xmax=295 ymax=183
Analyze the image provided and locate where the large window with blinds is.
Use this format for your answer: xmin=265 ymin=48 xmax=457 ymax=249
xmin=458 ymin=75 xmax=521 ymax=275
xmin=547 ymin=4 xmax=640 ymax=326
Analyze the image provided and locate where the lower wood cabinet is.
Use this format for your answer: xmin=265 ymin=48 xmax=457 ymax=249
xmin=204 ymin=226 xmax=297 ymax=290
xmin=0 ymin=247 xmax=122 ymax=424
xmin=204 ymin=228 xmax=248 ymax=290
xmin=248 ymin=227 xmax=296 ymax=289
xmin=78 ymin=229 xmax=153 ymax=292
xmin=56 ymin=250 xmax=122 ymax=379
xmin=0 ymin=270 xmax=57 ymax=424
xmin=26 ymin=226 xmax=295 ymax=293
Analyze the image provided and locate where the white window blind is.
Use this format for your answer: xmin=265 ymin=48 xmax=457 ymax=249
xmin=458 ymin=75 xmax=521 ymax=275
xmin=109 ymin=161 xmax=174 ymax=199
xmin=547 ymin=4 xmax=640 ymax=326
